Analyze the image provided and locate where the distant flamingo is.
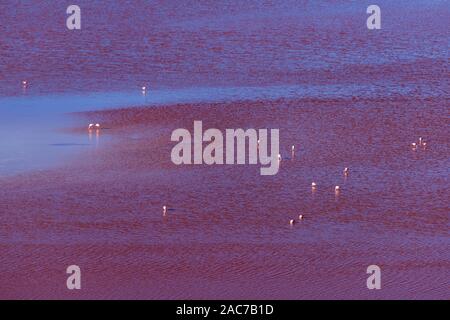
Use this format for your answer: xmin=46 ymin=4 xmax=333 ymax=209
xmin=88 ymin=123 xmax=101 ymax=130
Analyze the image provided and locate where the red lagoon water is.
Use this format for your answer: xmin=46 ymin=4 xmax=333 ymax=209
xmin=0 ymin=97 xmax=449 ymax=299
xmin=0 ymin=0 xmax=448 ymax=96
xmin=0 ymin=0 xmax=449 ymax=299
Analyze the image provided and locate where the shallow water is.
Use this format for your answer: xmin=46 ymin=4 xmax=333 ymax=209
xmin=0 ymin=0 xmax=448 ymax=299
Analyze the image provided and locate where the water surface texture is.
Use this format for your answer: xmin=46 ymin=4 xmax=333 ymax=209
xmin=0 ymin=1 xmax=448 ymax=299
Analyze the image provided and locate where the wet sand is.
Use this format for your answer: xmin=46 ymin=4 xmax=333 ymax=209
xmin=0 ymin=96 xmax=448 ymax=299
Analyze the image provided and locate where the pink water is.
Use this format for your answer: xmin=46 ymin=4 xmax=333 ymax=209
xmin=0 ymin=0 xmax=448 ymax=299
